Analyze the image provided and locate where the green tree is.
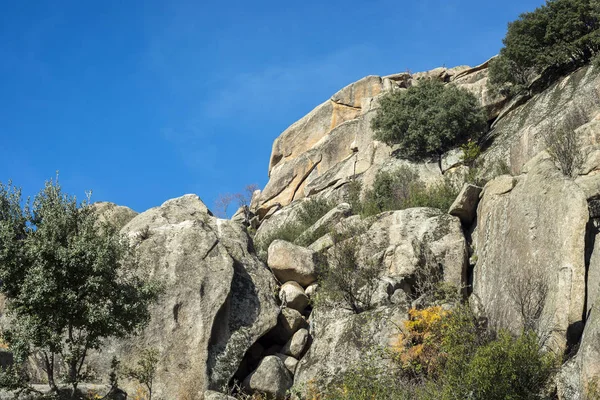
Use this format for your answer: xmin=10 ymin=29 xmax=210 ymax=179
xmin=0 ymin=179 xmax=161 ymax=397
xmin=489 ymin=0 xmax=600 ymax=95
xmin=123 ymin=348 xmax=160 ymax=400
xmin=371 ymin=80 xmax=487 ymax=160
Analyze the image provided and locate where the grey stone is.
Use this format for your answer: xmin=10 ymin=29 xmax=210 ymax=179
xmin=473 ymin=157 xmax=588 ymax=353
xmin=85 ymin=194 xmax=279 ymax=398
xmin=243 ymin=356 xmax=293 ymax=400
xmin=268 ymin=240 xmax=317 ymax=287
xmin=204 ymin=390 xmax=236 ymax=400
xmin=279 ymin=282 xmax=309 ymax=313
xmin=274 ymin=353 xmax=299 ymax=375
xmin=281 ymin=328 xmax=309 ymax=358
xmin=449 ymin=183 xmax=483 ymax=225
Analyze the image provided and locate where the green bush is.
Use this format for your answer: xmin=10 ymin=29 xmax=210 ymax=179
xmin=489 ymin=0 xmax=600 ymax=95
xmin=355 ymin=167 xmax=460 ymax=217
xmin=255 ymin=197 xmax=334 ymax=258
xmin=314 ymin=231 xmax=381 ymax=314
xmin=371 ymin=79 xmax=487 ymax=160
xmin=319 ymin=303 xmax=557 ymax=400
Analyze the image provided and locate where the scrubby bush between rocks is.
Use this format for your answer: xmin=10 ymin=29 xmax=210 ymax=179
xmin=255 ymin=198 xmax=335 ymax=258
xmin=317 ymin=304 xmax=558 ymax=400
xmin=313 ymin=231 xmax=382 ymax=314
xmin=347 ymin=166 xmax=460 ymax=217
xmin=371 ymin=79 xmax=487 ymax=161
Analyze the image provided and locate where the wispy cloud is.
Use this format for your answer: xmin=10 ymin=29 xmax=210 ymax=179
xmin=200 ymin=44 xmax=380 ymax=120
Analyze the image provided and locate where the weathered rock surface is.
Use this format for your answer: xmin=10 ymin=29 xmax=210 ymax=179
xmin=267 ymin=307 xmax=309 ymax=345
xmin=449 ymin=183 xmax=483 ymax=225
xmin=279 ymin=281 xmax=309 ymax=313
xmin=268 ymin=240 xmax=317 ymax=286
xmin=275 ymin=353 xmax=299 ymax=375
xmin=281 ymin=328 xmax=309 ymax=358
xmin=255 ymin=58 xmax=509 ymax=219
xmin=483 ymin=64 xmax=600 ymax=175
xmin=243 ymin=356 xmax=293 ymax=400
xmin=90 ymin=195 xmax=279 ymax=399
xmin=357 ymin=208 xmax=468 ymax=289
xmin=293 ymin=306 xmax=407 ymax=392
xmin=295 ymin=202 xmax=352 ymax=246
xmin=91 ymin=201 xmax=138 ymax=231
xmin=473 ymin=157 xmax=588 ymax=352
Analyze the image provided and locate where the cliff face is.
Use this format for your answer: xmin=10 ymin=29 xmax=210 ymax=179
xmin=6 ymin=61 xmax=599 ymax=400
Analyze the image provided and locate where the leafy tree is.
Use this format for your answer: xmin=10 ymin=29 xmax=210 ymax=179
xmin=371 ymin=79 xmax=487 ymax=160
xmin=123 ymin=348 xmax=160 ymax=400
xmin=0 ymin=179 xmax=161 ymax=397
xmin=489 ymin=0 xmax=600 ymax=95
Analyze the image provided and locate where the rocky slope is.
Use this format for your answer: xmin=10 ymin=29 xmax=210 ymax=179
xmin=4 ymin=59 xmax=599 ymax=399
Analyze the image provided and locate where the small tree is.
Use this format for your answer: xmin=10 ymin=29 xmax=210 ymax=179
xmin=316 ymin=231 xmax=381 ymax=314
xmin=371 ymin=79 xmax=487 ymax=161
xmin=123 ymin=348 xmax=160 ymax=400
xmin=0 ymin=179 xmax=161 ymax=397
xmin=544 ymin=126 xmax=584 ymax=178
xmin=489 ymin=0 xmax=600 ymax=95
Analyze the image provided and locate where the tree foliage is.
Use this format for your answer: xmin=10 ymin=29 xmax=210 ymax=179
xmin=489 ymin=0 xmax=600 ymax=95
xmin=0 ymin=179 xmax=161 ymax=397
xmin=371 ymin=79 xmax=487 ymax=159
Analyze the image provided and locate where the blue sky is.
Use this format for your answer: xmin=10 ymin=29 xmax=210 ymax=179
xmin=0 ymin=0 xmax=545 ymax=214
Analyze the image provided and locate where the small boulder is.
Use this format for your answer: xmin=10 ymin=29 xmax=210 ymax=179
xmin=305 ymin=283 xmax=319 ymax=299
xmin=268 ymin=240 xmax=317 ymax=287
xmin=243 ymin=356 xmax=293 ymax=400
xmin=275 ymin=353 xmax=299 ymax=375
xmin=449 ymin=183 xmax=483 ymax=225
xmin=267 ymin=308 xmax=309 ymax=344
xmin=279 ymin=282 xmax=309 ymax=313
xmin=281 ymin=328 xmax=310 ymax=358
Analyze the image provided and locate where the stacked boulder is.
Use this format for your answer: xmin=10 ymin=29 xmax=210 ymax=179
xmin=240 ymin=240 xmax=317 ymax=399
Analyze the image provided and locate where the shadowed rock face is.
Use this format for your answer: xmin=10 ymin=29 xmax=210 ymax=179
xmin=90 ymin=195 xmax=279 ymax=399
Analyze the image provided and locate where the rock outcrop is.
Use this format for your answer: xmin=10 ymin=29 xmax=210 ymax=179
xmin=91 ymin=201 xmax=138 ymax=230
xmin=473 ymin=157 xmax=589 ymax=352
xmin=92 ymin=195 xmax=279 ymax=399
xmin=254 ymin=60 xmax=505 ymax=219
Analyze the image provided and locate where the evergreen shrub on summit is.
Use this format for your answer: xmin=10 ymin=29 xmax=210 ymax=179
xmin=371 ymin=79 xmax=487 ymax=160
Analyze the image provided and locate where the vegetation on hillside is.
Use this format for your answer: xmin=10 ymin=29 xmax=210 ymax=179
xmin=489 ymin=0 xmax=600 ymax=96
xmin=312 ymin=303 xmax=557 ymax=400
xmin=371 ymin=79 xmax=487 ymax=160
xmin=0 ymin=179 xmax=161 ymax=398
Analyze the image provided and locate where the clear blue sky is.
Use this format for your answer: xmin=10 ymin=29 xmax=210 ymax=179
xmin=0 ymin=0 xmax=545 ymax=213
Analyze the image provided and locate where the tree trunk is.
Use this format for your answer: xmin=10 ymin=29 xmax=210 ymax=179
xmin=43 ymin=352 xmax=59 ymax=395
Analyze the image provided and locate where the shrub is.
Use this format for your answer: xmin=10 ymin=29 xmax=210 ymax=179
xmin=371 ymin=79 xmax=487 ymax=160
xmin=315 ymin=232 xmax=381 ymax=314
xmin=255 ymin=197 xmax=334 ymax=258
xmin=460 ymin=139 xmax=481 ymax=166
xmin=358 ymin=167 xmax=460 ymax=217
xmin=489 ymin=0 xmax=600 ymax=95
xmin=544 ymin=126 xmax=584 ymax=178
xmin=122 ymin=348 xmax=160 ymax=400
xmin=441 ymin=330 xmax=557 ymax=400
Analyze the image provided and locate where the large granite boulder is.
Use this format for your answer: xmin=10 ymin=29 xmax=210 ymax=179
xmin=267 ymin=240 xmax=318 ymax=287
xmin=473 ymin=157 xmax=589 ymax=352
xmin=89 ymin=195 xmax=279 ymax=399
